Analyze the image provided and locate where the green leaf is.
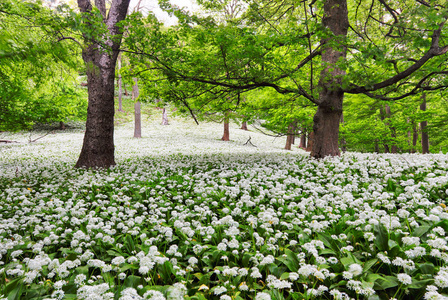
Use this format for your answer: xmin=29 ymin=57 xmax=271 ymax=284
xmin=5 ymin=278 xmax=23 ymax=300
xmin=340 ymin=256 xmax=356 ymax=268
xmin=124 ymin=275 xmax=142 ymax=288
xmin=375 ymin=276 xmax=399 ymax=290
xmin=277 ymin=249 xmax=300 ymax=272
xmin=419 ymin=263 xmax=435 ymax=275
xmin=412 ymin=226 xmax=431 ymax=237
xmin=374 ymin=224 xmax=389 ymax=251
xmin=363 ymin=259 xmax=378 ymax=272
xmin=366 ymin=273 xmax=383 ymax=284
xmin=280 ymin=272 xmax=290 ymax=280
xmin=408 ymin=279 xmax=434 ymax=289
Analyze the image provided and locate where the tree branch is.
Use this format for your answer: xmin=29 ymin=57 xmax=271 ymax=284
xmin=345 ymin=22 xmax=448 ymax=94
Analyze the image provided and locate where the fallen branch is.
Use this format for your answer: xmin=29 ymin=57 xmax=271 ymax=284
xmin=0 ymin=140 xmax=19 ymax=143
xmin=243 ymin=136 xmax=257 ymax=147
xmin=28 ymin=130 xmax=54 ymax=143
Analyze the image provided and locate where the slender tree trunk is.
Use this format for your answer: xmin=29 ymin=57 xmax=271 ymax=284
xmin=299 ymin=128 xmax=307 ymax=149
xmin=161 ymin=107 xmax=169 ymax=125
xmin=384 ymin=104 xmax=398 ymax=153
xmin=222 ymin=111 xmax=230 ymax=141
xmin=412 ymin=123 xmax=418 ymax=153
xmin=133 ymin=78 xmax=141 ymax=138
xmin=75 ymin=0 xmax=130 ymax=168
xmin=285 ymin=122 xmax=296 ymax=150
xmin=374 ymin=140 xmax=380 ymax=153
xmin=340 ymin=112 xmax=347 ymax=152
xmin=240 ymin=121 xmax=248 ymax=130
xmin=59 ymin=121 xmax=65 ymax=130
xmin=117 ymin=55 xmax=124 ymax=112
xmin=421 ymin=94 xmax=429 ymax=154
xmin=380 ymin=106 xmax=390 ymax=153
xmin=407 ymin=118 xmax=411 ymax=152
xmin=124 ymin=83 xmax=128 ymax=96
xmin=311 ymin=0 xmax=348 ymax=159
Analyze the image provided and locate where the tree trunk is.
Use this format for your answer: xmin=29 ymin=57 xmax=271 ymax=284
xmin=299 ymin=128 xmax=307 ymax=149
xmin=117 ymin=55 xmax=124 ymax=112
xmin=340 ymin=112 xmax=347 ymax=152
xmin=285 ymin=122 xmax=295 ymax=150
xmin=75 ymin=0 xmax=130 ymax=169
xmin=222 ymin=111 xmax=230 ymax=141
xmin=59 ymin=121 xmax=65 ymax=130
xmin=306 ymin=131 xmax=314 ymax=152
xmin=133 ymin=78 xmax=141 ymax=138
xmin=421 ymin=94 xmax=429 ymax=154
xmin=161 ymin=107 xmax=169 ymax=125
xmin=311 ymin=0 xmax=348 ymax=159
xmin=412 ymin=123 xmax=418 ymax=153
xmin=240 ymin=121 xmax=248 ymax=130
xmin=379 ymin=106 xmax=390 ymax=153
xmin=384 ymin=104 xmax=398 ymax=153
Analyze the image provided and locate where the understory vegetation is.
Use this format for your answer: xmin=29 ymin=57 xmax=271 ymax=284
xmin=1 ymin=117 xmax=448 ymax=300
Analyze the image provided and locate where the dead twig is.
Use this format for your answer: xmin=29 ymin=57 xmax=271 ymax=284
xmin=243 ymin=136 xmax=257 ymax=147
xmin=0 ymin=140 xmax=19 ymax=143
xmin=28 ymin=130 xmax=54 ymax=143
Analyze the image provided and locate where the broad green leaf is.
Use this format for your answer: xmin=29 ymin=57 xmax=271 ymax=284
xmin=374 ymin=224 xmax=389 ymax=251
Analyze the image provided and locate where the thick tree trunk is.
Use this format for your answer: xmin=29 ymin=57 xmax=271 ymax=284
xmin=311 ymin=0 xmax=348 ymax=159
xmin=306 ymin=132 xmax=314 ymax=152
xmin=117 ymin=55 xmax=124 ymax=112
xmin=161 ymin=107 xmax=169 ymax=125
xmin=75 ymin=0 xmax=130 ymax=169
xmin=240 ymin=121 xmax=248 ymax=130
xmin=133 ymin=78 xmax=141 ymax=138
xmin=421 ymin=94 xmax=429 ymax=154
xmin=222 ymin=111 xmax=230 ymax=141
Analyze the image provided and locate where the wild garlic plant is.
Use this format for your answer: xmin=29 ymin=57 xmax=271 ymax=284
xmin=1 ymin=119 xmax=448 ymax=299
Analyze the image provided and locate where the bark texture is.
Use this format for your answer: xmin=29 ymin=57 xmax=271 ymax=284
xmin=133 ymin=78 xmax=141 ymax=138
xmin=299 ymin=129 xmax=307 ymax=149
xmin=161 ymin=107 xmax=169 ymax=125
xmin=285 ymin=122 xmax=296 ymax=150
xmin=412 ymin=124 xmax=418 ymax=153
xmin=311 ymin=0 xmax=348 ymax=159
xmin=117 ymin=55 xmax=124 ymax=112
xmin=222 ymin=111 xmax=230 ymax=141
xmin=421 ymin=94 xmax=429 ymax=154
xmin=75 ymin=0 xmax=131 ymax=168
xmin=240 ymin=121 xmax=248 ymax=130
xmin=306 ymin=132 xmax=314 ymax=152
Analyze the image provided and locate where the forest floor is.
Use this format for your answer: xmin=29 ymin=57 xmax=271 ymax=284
xmin=1 ymin=108 xmax=448 ymax=300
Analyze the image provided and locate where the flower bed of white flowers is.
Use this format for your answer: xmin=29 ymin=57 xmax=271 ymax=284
xmin=1 ymin=118 xmax=448 ymax=300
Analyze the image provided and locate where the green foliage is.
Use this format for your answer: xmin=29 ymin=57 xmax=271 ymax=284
xmin=0 ymin=0 xmax=87 ymax=131
xmin=341 ymin=93 xmax=448 ymax=153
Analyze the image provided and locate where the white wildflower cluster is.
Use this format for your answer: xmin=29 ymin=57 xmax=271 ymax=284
xmin=2 ymin=117 xmax=448 ymax=299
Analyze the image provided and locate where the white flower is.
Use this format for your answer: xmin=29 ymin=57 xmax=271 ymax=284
xmin=397 ymin=273 xmax=412 ymax=285
xmin=143 ymin=290 xmax=166 ymax=300
xmin=75 ymin=274 xmax=87 ymax=286
xmin=348 ymin=264 xmax=363 ymax=276
xmin=255 ymin=292 xmax=271 ymax=300
xmin=213 ymin=286 xmax=227 ymax=295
